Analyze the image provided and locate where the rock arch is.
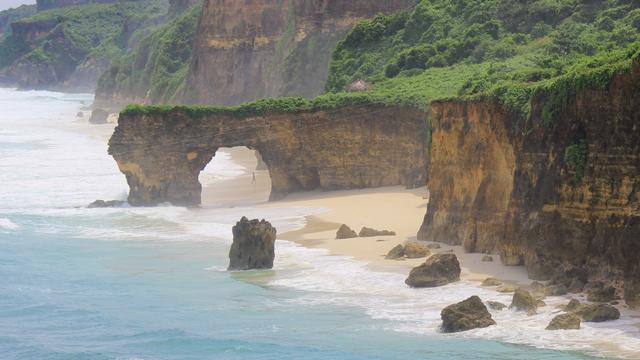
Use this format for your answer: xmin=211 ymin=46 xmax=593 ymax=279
xmin=108 ymin=105 xmax=429 ymax=206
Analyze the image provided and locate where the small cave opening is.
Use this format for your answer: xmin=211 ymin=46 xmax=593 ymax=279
xmin=199 ymin=146 xmax=272 ymax=206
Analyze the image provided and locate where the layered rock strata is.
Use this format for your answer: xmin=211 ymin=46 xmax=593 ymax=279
xmin=109 ymin=105 xmax=429 ymax=206
xmin=418 ymin=64 xmax=640 ymax=307
xmin=182 ymin=0 xmax=416 ymax=105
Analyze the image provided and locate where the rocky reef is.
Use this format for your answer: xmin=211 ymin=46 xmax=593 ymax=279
xmin=109 ymin=105 xmax=429 ymax=206
xmin=418 ymin=63 xmax=640 ymax=307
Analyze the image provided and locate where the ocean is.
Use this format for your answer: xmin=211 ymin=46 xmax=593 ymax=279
xmin=0 ymin=88 xmax=637 ymax=359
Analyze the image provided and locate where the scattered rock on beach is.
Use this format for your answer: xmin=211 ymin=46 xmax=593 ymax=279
xmin=427 ymin=243 xmax=441 ymax=249
xmin=487 ymin=301 xmax=506 ymax=310
xmin=546 ymin=313 xmax=581 ymax=330
xmin=385 ymin=244 xmax=405 ymax=260
xmin=359 ymin=227 xmax=396 ymax=237
xmin=228 ymin=217 xmax=276 ymax=271
xmin=88 ymin=200 xmax=126 ymax=208
xmin=481 ymin=255 xmax=493 ymax=262
xmin=564 ymin=298 xmax=582 ymax=312
xmin=76 ymin=111 xmax=84 ymax=118
xmin=509 ymin=288 xmax=538 ymax=315
xmin=441 ymin=296 xmax=496 ymax=333
xmin=573 ymin=303 xmax=620 ymax=322
xmin=585 ymin=281 xmax=618 ymax=303
xmin=527 ymin=281 xmax=547 ymax=298
xmin=403 ymin=242 xmax=431 ymax=259
xmin=545 ymin=284 xmax=568 ymax=296
xmin=481 ymin=277 xmax=502 ymax=287
xmin=405 ymin=253 xmax=460 ymax=288
xmin=336 ymin=224 xmax=358 ymax=239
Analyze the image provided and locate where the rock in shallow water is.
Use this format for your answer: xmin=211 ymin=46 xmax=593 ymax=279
xmin=228 ymin=217 xmax=276 ymax=271
xmin=359 ymin=227 xmax=396 ymax=237
xmin=88 ymin=200 xmax=126 ymax=208
xmin=385 ymin=244 xmax=405 ymax=260
xmin=546 ymin=313 xmax=581 ymax=330
xmin=509 ymin=288 xmax=538 ymax=315
xmin=405 ymin=253 xmax=460 ymax=288
xmin=487 ymin=301 xmax=506 ymax=310
xmin=336 ymin=224 xmax=357 ymax=239
xmin=403 ymin=242 xmax=431 ymax=259
xmin=441 ymin=296 xmax=496 ymax=333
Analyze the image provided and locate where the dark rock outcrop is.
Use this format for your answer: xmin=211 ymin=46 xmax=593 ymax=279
xmin=486 ymin=301 xmax=506 ymax=310
xmin=481 ymin=278 xmax=502 ymax=287
xmin=572 ymin=303 xmax=620 ymax=323
xmin=385 ymin=244 xmax=405 ymax=260
xmin=228 ymin=217 xmax=277 ymax=271
xmin=88 ymin=200 xmax=126 ymax=208
xmin=418 ymin=62 xmax=640 ymax=308
xmin=509 ymin=288 xmax=538 ymax=315
xmin=440 ymin=296 xmax=496 ymax=333
xmin=481 ymin=255 xmax=493 ymax=262
xmin=89 ymin=109 xmax=109 ymax=124
xmin=403 ymin=242 xmax=430 ymax=259
xmin=405 ymin=253 xmax=461 ymax=288
xmin=585 ymin=281 xmax=619 ymax=303
xmin=546 ymin=314 xmax=581 ymax=330
xmin=359 ymin=227 xmax=396 ymax=237
xmin=109 ymin=105 xmax=429 ymax=206
xmin=336 ymin=224 xmax=358 ymax=239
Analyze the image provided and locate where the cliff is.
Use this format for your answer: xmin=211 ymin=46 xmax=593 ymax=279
xmin=0 ymin=5 xmax=36 ymax=40
xmin=0 ymin=0 xmax=169 ymax=91
xmin=96 ymin=0 xmax=416 ymax=107
xmin=108 ymin=104 xmax=429 ymax=206
xmin=418 ymin=63 xmax=640 ymax=307
xmin=35 ymin=0 xmax=141 ymax=11
xmin=184 ymin=0 xmax=416 ymax=105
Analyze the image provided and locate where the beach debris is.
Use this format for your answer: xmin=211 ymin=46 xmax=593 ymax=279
xmin=359 ymin=227 xmax=396 ymax=237
xmin=405 ymin=253 xmax=460 ymax=288
xmin=89 ymin=109 xmax=109 ymax=124
xmin=585 ymin=281 xmax=619 ymax=302
xmin=441 ymin=296 xmax=496 ymax=333
xmin=546 ymin=313 xmax=581 ymax=330
xmin=403 ymin=242 xmax=431 ymax=259
xmin=481 ymin=277 xmax=502 ymax=287
xmin=385 ymin=244 xmax=405 ymax=260
xmin=487 ymin=301 xmax=507 ymax=310
xmin=427 ymin=243 xmax=441 ymax=249
xmin=481 ymin=255 xmax=493 ymax=262
xmin=336 ymin=224 xmax=358 ymax=239
xmin=88 ymin=200 xmax=126 ymax=208
xmin=228 ymin=217 xmax=276 ymax=271
xmin=509 ymin=288 xmax=538 ymax=315
xmin=572 ymin=303 xmax=620 ymax=322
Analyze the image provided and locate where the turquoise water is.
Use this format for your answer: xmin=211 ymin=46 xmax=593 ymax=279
xmin=0 ymin=88 xmax=628 ymax=359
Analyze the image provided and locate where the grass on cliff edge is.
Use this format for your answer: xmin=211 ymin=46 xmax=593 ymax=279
xmin=121 ymin=0 xmax=640 ymax=122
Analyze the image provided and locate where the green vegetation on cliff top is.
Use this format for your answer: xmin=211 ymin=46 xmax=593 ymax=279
xmin=123 ymin=0 xmax=640 ymax=121
xmin=97 ymin=2 xmax=200 ymax=104
xmin=0 ymin=0 xmax=168 ymax=71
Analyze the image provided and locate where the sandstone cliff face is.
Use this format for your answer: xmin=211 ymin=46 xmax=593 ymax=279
xmin=109 ymin=106 xmax=428 ymax=206
xmin=419 ymin=66 xmax=640 ymax=307
xmin=182 ymin=0 xmax=416 ymax=105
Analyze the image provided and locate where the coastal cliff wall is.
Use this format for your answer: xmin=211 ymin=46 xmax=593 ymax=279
xmin=419 ymin=65 xmax=640 ymax=307
xmin=181 ymin=0 xmax=416 ymax=105
xmin=109 ymin=105 xmax=429 ymax=206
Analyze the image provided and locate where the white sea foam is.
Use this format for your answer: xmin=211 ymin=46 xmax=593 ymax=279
xmin=0 ymin=218 xmax=19 ymax=230
xmin=270 ymin=240 xmax=640 ymax=359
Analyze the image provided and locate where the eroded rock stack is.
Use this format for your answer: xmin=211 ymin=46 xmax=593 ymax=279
xmin=228 ymin=217 xmax=277 ymax=271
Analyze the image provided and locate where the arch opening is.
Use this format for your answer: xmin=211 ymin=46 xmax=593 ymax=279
xmin=199 ymin=146 xmax=272 ymax=206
